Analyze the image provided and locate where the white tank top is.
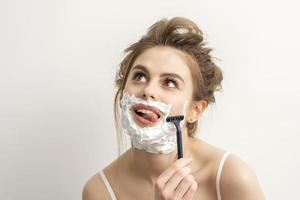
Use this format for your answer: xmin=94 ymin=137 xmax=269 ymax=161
xmin=99 ymin=151 xmax=232 ymax=200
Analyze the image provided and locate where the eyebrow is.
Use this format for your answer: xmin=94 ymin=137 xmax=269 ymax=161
xmin=132 ymin=65 xmax=149 ymax=74
xmin=132 ymin=64 xmax=185 ymax=84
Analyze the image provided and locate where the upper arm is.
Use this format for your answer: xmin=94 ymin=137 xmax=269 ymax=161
xmin=82 ymin=174 xmax=110 ymax=200
xmin=220 ymin=154 xmax=266 ymax=200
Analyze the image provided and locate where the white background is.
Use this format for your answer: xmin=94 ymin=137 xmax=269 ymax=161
xmin=1 ymin=0 xmax=299 ymax=199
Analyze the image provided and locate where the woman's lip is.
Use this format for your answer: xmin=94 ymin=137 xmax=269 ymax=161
xmin=132 ymin=110 xmax=161 ymax=127
xmin=131 ymin=104 xmax=163 ymax=127
xmin=132 ymin=104 xmax=163 ymax=118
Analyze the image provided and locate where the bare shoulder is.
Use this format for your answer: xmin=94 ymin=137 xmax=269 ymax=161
xmin=82 ymin=172 xmax=111 ymax=200
xmin=220 ymin=154 xmax=266 ymax=200
xmin=189 ymin=138 xmax=265 ymax=199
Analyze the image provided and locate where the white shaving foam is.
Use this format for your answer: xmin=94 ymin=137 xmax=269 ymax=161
xmin=120 ymin=92 xmax=187 ymax=154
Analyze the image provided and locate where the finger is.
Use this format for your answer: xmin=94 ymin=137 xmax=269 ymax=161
xmin=164 ymin=167 xmax=191 ymax=192
xmin=157 ymin=157 xmax=192 ymax=186
xmin=182 ymin=181 xmax=198 ymax=200
xmin=173 ymin=175 xmax=194 ymax=199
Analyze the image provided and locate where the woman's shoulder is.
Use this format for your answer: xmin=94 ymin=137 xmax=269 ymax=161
xmin=191 ymin=137 xmax=265 ymax=199
xmin=82 ymin=154 xmax=127 ymax=200
xmin=82 ymin=171 xmax=111 ymax=200
xmin=218 ymin=153 xmax=265 ymax=199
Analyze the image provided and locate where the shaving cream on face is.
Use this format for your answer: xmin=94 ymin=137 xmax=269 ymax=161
xmin=120 ymin=92 xmax=187 ymax=154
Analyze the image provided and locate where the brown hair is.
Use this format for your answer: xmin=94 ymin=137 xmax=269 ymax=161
xmin=113 ymin=17 xmax=223 ymax=154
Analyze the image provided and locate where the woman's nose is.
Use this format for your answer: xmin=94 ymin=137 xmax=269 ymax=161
xmin=142 ymin=81 xmax=158 ymax=100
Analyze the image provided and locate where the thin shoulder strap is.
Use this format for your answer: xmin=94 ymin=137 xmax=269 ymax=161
xmin=99 ymin=170 xmax=117 ymax=200
xmin=216 ymin=151 xmax=232 ymax=200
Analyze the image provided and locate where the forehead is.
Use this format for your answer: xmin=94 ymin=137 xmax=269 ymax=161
xmin=132 ymin=46 xmax=193 ymax=77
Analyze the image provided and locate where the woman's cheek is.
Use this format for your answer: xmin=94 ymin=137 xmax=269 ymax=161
xmin=124 ymin=83 xmax=138 ymax=95
xmin=169 ymin=100 xmax=189 ymax=116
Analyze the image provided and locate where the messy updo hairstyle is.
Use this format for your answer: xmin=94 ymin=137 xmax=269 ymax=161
xmin=114 ymin=17 xmax=223 ymax=154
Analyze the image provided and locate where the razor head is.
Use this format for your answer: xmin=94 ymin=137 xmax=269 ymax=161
xmin=166 ymin=115 xmax=184 ymax=122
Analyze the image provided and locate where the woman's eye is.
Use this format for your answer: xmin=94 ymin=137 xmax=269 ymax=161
xmin=165 ymin=78 xmax=178 ymax=88
xmin=133 ymin=72 xmax=146 ymax=82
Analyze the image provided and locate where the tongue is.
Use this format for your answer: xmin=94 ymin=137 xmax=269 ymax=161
xmin=141 ymin=113 xmax=158 ymax=122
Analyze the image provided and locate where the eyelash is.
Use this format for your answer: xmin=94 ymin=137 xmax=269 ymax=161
xmin=164 ymin=78 xmax=178 ymax=88
xmin=132 ymin=71 xmax=179 ymax=89
xmin=132 ymin=72 xmax=146 ymax=82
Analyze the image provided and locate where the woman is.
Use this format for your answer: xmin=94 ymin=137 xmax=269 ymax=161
xmin=82 ymin=17 xmax=265 ymax=200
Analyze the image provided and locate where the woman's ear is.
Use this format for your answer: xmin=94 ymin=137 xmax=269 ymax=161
xmin=187 ymin=100 xmax=207 ymax=123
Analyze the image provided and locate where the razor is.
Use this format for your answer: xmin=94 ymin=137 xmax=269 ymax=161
xmin=166 ymin=115 xmax=184 ymax=159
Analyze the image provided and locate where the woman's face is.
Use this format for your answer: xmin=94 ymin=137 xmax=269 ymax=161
xmin=123 ymin=46 xmax=195 ymax=127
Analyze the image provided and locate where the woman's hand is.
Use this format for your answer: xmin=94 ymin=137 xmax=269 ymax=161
xmin=155 ymin=157 xmax=198 ymax=200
